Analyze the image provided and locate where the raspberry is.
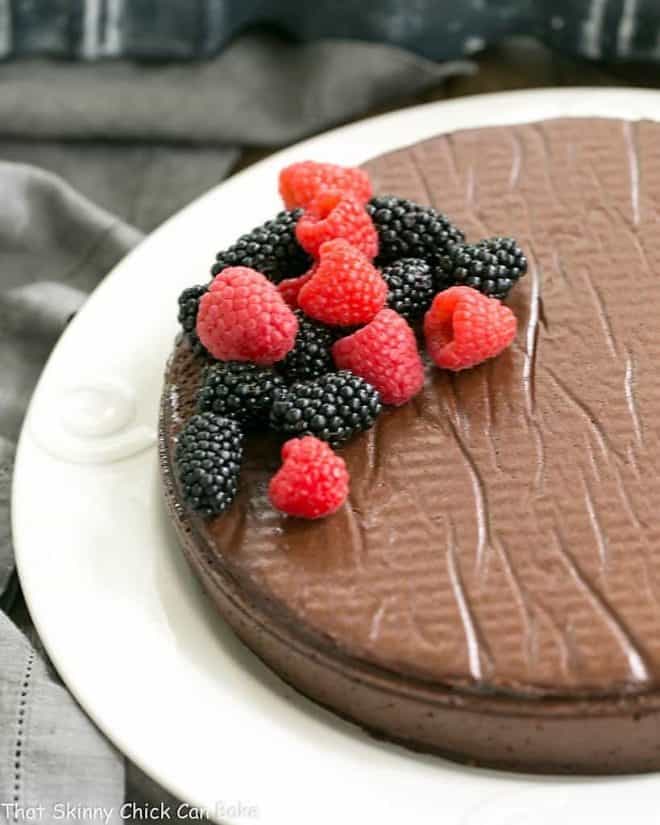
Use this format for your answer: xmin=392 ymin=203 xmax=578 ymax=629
xmin=279 ymin=161 xmax=372 ymax=210
xmin=424 ymin=286 xmax=517 ymax=371
xmin=437 ymin=236 xmax=528 ymax=299
xmin=269 ymin=436 xmax=349 ymax=519
xmin=197 ymin=267 xmax=298 ymax=365
xmin=380 ymin=258 xmax=435 ymax=320
xmin=332 ymin=309 xmax=424 ymax=406
xmin=175 ymin=412 xmax=243 ymax=517
xmin=298 ymin=239 xmax=387 ymax=327
xmin=211 ymin=209 xmax=311 ymax=284
xmin=295 ymin=191 xmax=379 ymax=259
xmin=279 ymin=310 xmax=337 ymax=382
xmin=270 ymin=371 xmax=381 ymax=446
xmin=177 ymin=284 xmax=208 ymax=353
xmin=367 ymin=196 xmax=464 ymax=265
xmin=197 ymin=361 xmax=285 ymax=428
xmin=277 ymin=269 xmax=315 ymax=309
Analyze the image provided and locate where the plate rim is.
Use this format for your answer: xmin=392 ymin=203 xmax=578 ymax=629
xmin=12 ymin=86 xmax=660 ymax=819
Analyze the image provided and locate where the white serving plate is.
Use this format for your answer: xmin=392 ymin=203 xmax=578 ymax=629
xmin=13 ymin=88 xmax=660 ymax=824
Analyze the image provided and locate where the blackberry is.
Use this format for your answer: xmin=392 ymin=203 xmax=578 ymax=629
xmin=367 ymin=196 xmax=464 ymax=266
xmin=175 ymin=412 xmax=243 ymax=517
xmin=270 ymin=371 xmax=381 ymax=446
xmin=278 ymin=310 xmax=337 ymax=382
xmin=177 ymin=284 xmax=208 ymax=352
xmin=197 ymin=362 xmax=286 ymax=428
xmin=381 ymin=258 xmax=435 ymax=320
xmin=438 ymin=236 xmax=528 ymax=299
xmin=211 ymin=209 xmax=312 ymax=284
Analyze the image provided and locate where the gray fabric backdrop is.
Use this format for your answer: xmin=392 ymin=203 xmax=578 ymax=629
xmin=0 ymin=33 xmax=469 ymax=819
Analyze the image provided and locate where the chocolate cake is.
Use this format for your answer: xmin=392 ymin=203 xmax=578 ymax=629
xmin=160 ymin=117 xmax=660 ymax=774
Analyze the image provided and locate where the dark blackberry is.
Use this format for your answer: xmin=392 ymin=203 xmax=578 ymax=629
xmin=175 ymin=412 xmax=243 ymax=517
xmin=438 ymin=236 xmax=528 ymax=299
xmin=211 ymin=209 xmax=312 ymax=284
xmin=197 ymin=362 xmax=286 ymax=428
xmin=367 ymin=196 xmax=464 ymax=265
xmin=270 ymin=371 xmax=381 ymax=446
xmin=177 ymin=284 xmax=208 ymax=352
xmin=381 ymin=258 xmax=435 ymax=320
xmin=278 ymin=310 xmax=337 ymax=382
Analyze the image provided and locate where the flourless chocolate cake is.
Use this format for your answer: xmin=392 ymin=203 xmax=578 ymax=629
xmin=160 ymin=117 xmax=660 ymax=773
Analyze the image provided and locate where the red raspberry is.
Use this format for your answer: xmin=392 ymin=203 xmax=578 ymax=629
xmin=295 ymin=190 xmax=379 ymax=259
xmin=332 ymin=309 xmax=424 ymax=406
xmin=424 ymin=286 xmax=517 ymax=371
xmin=298 ymin=239 xmax=387 ymax=327
xmin=197 ymin=267 xmax=298 ymax=365
xmin=269 ymin=436 xmax=349 ymax=519
xmin=279 ymin=161 xmax=372 ymax=210
xmin=277 ymin=267 xmax=315 ymax=309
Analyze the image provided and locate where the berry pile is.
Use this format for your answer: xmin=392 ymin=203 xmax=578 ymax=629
xmin=173 ymin=160 xmax=525 ymax=520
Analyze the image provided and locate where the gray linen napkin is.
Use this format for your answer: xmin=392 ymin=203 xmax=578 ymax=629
xmin=0 ymin=612 xmax=125 ymax=822
xmin=0 ymin=34 xmax=469 ymax=816
xmin=0 ymin=32 xmax=470 ymax=231
xmin=0 ymin=161 xmax=141 ymax=820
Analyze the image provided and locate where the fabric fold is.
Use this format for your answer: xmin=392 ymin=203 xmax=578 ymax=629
xmin=0 ymin=34 xmax=472 ymax=144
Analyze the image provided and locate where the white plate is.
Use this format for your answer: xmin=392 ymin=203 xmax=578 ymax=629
xmin=13 ymin=88 xmax=660 ymax=824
